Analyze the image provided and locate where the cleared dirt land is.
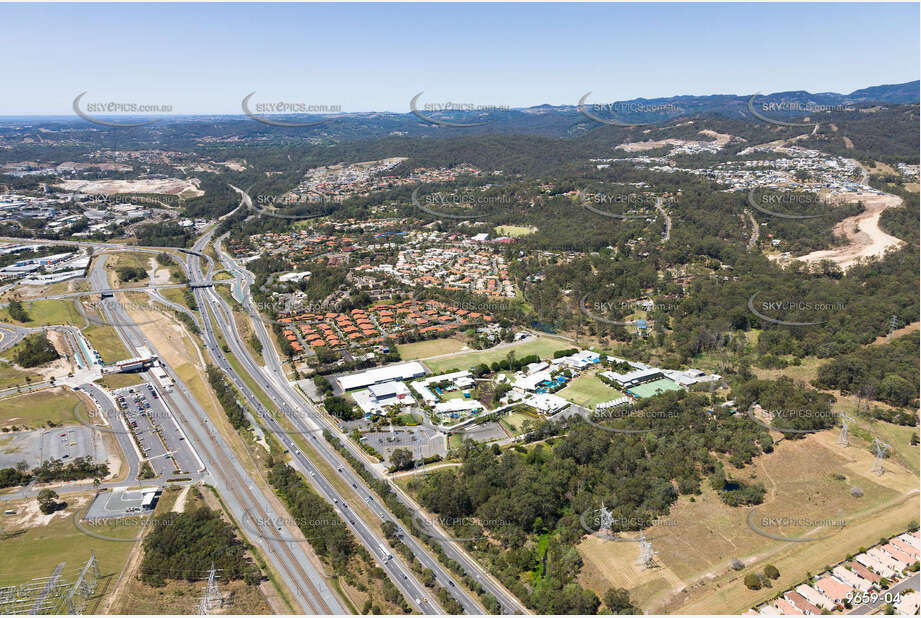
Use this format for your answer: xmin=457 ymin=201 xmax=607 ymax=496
xmin=616 ymin=130 xmax=735 ymax=152
xmin=795 ymin=192 xmax=905 ymax=269
xmin=57 ymin=178 xmax=203 ymax=198
xmin=577 ymin=428 xmax=919 ymax=614
xmin=494 ymin=225 xmax=538 ymax=237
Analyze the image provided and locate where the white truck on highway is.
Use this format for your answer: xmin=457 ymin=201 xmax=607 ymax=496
xmin=378 ymin=543 xmax=392 ymax=561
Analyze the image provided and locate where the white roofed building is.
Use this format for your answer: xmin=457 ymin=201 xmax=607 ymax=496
xmin=600 ymin=367 xmax=663 ymax=389
xmin=514 ymin=369 xmax=554 ymax=392
xmin=336 ymin=361 xmax=427 ymax=391
xmin=434 ymin=399 xmax=484 ymax=416
xmin=524 ymin=393 xmax=569 ymax=415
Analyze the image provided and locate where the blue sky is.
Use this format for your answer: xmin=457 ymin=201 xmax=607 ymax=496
xmin=2 ymin=3 xmax=918 ymax=115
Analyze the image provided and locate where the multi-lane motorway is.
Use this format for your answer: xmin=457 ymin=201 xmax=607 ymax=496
xmin=185 ymin=217 xmax=457 ymax=614
xmin=208 ymin=187 xmax=528 ymax=614
xmin=86 ymin=247 xmax=345 ymax=614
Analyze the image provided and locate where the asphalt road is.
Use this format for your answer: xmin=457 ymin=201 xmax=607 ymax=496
xmin=0 ymin=323 xmax=29 ymax=352
xmin=188 ymin=223 xmax=449 ymax=615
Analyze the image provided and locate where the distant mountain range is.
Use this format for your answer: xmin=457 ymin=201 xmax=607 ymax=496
xmin=1 ymin=81 xmax=916 ymax=147
xmin=519 ymin=80 xmax=920 ymax=116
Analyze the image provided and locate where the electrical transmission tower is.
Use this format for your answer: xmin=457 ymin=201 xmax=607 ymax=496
xmin=637 ymin=533 xmax=658 ymax=569
xmin=196 ymin=564 xmax=222 ymax=615
xmin=871 ymin=438 xmax=891 ymax=476
xmin=597 ymin=502 xmax=614 ymax=537
xmin=888 ymin=315 xmax=899 ymax=340
xmin=837 ymin=411 xmax=855 ymax=447
xmin=63 ymin=552 xmax=99 ymax=615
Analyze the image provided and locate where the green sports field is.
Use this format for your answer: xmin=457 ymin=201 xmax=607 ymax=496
xmin=556 ymin=373 xmax=622 ymax=408
xmin=423 ymin=337 xmax=573 ymax=373
xmin=396 ymin=337 xmax=466 ymax=360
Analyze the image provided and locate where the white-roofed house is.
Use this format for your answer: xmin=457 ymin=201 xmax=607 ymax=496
xmin=880 ymin=543 xmax=914 ymax=567
xmin=524 ymin=361 xmax=549 ymax=375
xmin=866 ymin=547 xmax=906 ymax=575
xmin=794 ymin=585 xmax=835 ymax=611
xmin=855 ymin=553 xmax=897 ymax=579
xmin=898 ymin=532 xmax=920 ymax=550
xmin=831 ymin=566 xmax=872 ymax=592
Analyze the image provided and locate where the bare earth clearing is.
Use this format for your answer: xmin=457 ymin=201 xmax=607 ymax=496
xmin=57 ymin=178 xmax=204 ymax=197
xmin=148 ymin=257 xmax=171 ymax=285
xmin=795 ymin=193 xmax=905 ymax=269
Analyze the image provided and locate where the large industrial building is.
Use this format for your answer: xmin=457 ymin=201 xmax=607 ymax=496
xmin=335 ymin=361 xmax=427 ymax=392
